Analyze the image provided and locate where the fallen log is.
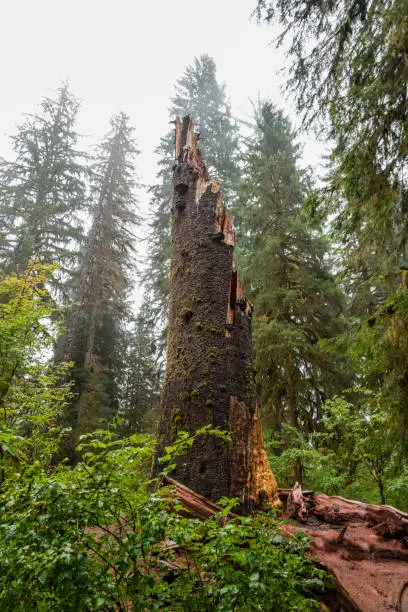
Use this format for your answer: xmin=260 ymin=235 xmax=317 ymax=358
xmin=282 ymin=485 xmax=408 ymax=612
xmin=162 ymin=477 xmax=408 ymax=612
xmin=163 ymin=476 xmax=233 ymax=519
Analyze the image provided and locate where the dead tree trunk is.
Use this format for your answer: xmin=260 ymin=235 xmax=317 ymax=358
xmin=154 ymin=116 xmax=280 ymax=511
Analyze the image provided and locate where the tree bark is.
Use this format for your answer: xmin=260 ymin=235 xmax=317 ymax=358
xmin=154 ymin=116 xmax=280 ymax=511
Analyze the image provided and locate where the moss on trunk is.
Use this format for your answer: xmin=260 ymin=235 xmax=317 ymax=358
xmin=154 ymin=116 xmax=280 ymax=511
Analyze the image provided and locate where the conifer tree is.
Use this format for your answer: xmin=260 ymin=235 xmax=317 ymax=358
xmin=0 ymin=84 xmax=86 ymax=289
xmin=120 ymin=299 xmax=161 ymax=434
xmin=236 ymin=102 xmax=349 ymax=481
xmin=62 ymin=113 xmax=140 ymax=442
xmin=171 ymin=55 xmax=240 ymax=197
xmin=255 ymin=0 xmax=408 ymax=485
xmin=144 ymin=55 xmax=240 ymax=329
xmin=255 ymin=0 xmax=408 ymax=306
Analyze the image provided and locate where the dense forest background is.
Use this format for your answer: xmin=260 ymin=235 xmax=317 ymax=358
xmin=0 ymin=0 xmax=407 ymax=609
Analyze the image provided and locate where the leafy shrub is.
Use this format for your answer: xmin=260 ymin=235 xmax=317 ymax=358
xmin=0 ymin=262 xmax=73 ymax=469
xmin=0 ymin=426 xmax=324 ymax=611
xmin=266 ymin=397 xmax=408 ymax=510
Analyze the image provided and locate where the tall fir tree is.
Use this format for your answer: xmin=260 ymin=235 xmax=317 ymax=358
xmin=235 ymin=101 xmax=349 ymax=481
xmin=255 ymin=0 xmax=408 ymax=308
xmin=62 ymin=112 xmax=140 ymax=443
xmin=143 ymin=55 xmax=240 ymax=332
xmin=255 ymin=0 xmax=408 ymax=487
xmin=120 ymin=298 xmax=161 ymax=434
xmin=0 ymin=84 xmax=86 ymax=290
xmin=171 ymin=55 xmax=240 ymax=198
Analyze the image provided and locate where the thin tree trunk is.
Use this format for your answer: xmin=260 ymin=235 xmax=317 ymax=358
xmin=377 ymin=473 xmax=386 ymax=506
xmin=287 ymin=371 xmax=302 ymax=484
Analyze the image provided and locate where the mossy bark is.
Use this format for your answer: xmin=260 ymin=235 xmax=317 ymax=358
xmin=154 ymin=116 xmax=280 ymax=511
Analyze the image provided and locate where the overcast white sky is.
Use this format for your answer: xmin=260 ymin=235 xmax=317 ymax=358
xmin=0 ymin=0 xmax=325 ymax=303
xmin=0 ymin=0 xmax=326 ymax=177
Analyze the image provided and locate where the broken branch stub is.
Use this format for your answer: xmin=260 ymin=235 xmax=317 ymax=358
xmin=154 ymin=116 xmax=280 ymax=511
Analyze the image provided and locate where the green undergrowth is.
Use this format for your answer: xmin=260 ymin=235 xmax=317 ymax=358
xmin=265 ymin=398 xmax=408 ymax=510
xmin=0 ymin=425 xmax=324 ymax=611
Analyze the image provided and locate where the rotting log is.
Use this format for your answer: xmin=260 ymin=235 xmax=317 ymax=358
xmin=163 ymin=476 xmax=237 ymax=520
xmin=281 ymin=485 xmax=408 ymax=612
xmin=153 ymin=116 xmax=280 ymax=511
xmin=162 ymin=476 xmax=408 ymax=612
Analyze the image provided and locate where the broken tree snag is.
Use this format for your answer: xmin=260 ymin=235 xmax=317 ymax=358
xmin=154 ymin=115 xmax=280 ymax=511
xmin=287 ymin=482 xmax=308 ymax=523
